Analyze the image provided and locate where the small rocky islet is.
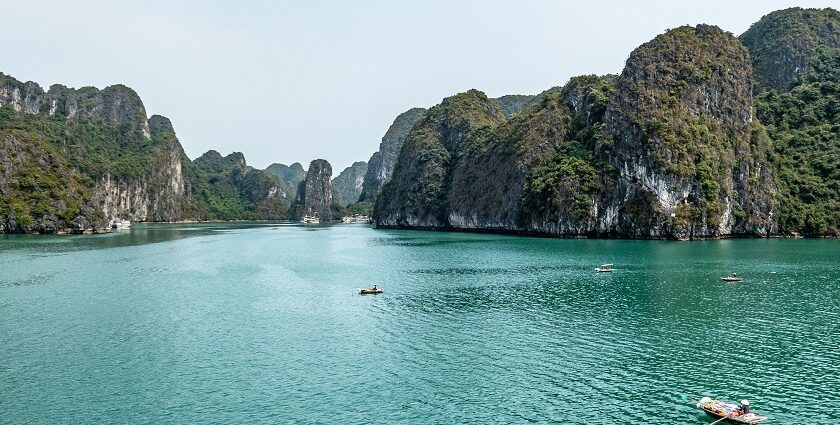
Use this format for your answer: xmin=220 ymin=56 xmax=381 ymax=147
xmin=1 ymin=7 xmax=838 ymax=238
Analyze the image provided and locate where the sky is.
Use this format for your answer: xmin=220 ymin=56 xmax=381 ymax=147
xmin=3 ymin=0 xmax=837 ymax=173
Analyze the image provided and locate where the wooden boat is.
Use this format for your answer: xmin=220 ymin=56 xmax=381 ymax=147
xmin=596 ymin=264 xmax=614 ymax=272
xmin=721 ymin=274 xmax=743 ymax=282
xmin=696 ymin=397 xmax=768 ymax=424
xmin=359 ymin=288 xmax=383 ymax=294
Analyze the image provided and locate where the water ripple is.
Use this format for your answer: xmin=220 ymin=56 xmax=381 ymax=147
xmin=1 ymin=227 xmax=838 ymax=423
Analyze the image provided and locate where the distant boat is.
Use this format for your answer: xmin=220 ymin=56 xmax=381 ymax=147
xmin=110 ymin=219 xmax=131 ymax=230
xmin=721 ymin=273 xmax=743 ymax=282
xmin=301 ymin=213 xmax=320 ymax=224
xmin=696 ymin=397 xmax=768 ymax=424
xmin=596 ymin=264 xmax=614 ymax=272
xmin=359 ymin=287 xmax=383 ymax=294
xmin=341 ymin=215 xmax=370 ymax=224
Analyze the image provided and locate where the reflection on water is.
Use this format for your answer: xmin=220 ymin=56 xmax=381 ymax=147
xmin=1 ymin=224 xmax=838 ymax=423
xmin=0 ymin=222 xmax=288 ymax=253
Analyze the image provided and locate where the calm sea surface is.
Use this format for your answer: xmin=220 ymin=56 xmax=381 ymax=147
xmin=1 ymin=223 xmax=838 ymax=424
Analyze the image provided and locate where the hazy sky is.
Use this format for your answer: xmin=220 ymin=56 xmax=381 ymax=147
xmin=4 ymin=0 xmax=837 ymax=172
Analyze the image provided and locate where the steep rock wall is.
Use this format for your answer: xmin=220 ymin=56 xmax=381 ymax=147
xmin=332 ymin=161 xmax=367 ymax=207
xmin=740 ymin=7 xmax=840 ymax=92
xmin=0 ymin=72 xmax=192 ymax=232
xmin=374 ymin=90 xmax=505 ymax=227
xmin=374 ymin=26 xmax=776 ymax=239
xmin=604 ymin=24 xmax=774 ymax=238
xmin=0 ymin=74 xmax=150 ymax=138
xmin=359 ymin=108 xmax=425 ymax=202
xmin=446 ymin=76 xmax=619 ymax=235
xmin=295 ymin=159 xmax=335 ymax=219
xmin=265 ymin=162 xmax=306 ymax=199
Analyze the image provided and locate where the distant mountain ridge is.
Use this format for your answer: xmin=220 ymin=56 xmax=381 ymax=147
xmin=0 ymin=73 xmax=293 ymax=232
xmin=372 ymin=7 xmax=839 ymax=238
xmin=2 ymin=7 xmax=837 ymax=237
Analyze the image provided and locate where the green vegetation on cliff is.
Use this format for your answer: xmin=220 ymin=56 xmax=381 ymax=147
xmin=265 ymin=162 xmax=306 ymax=198
xmin=360 ymin=108 xmax=426 ymax=202
xmin=741 ymin=7 xmax=840 ymax=236
xmin=0 ymin=102 xmax=190 ymax=232
xmin=0 ymin=72 xmax=290 ymax=232
xmin=443 ymin=77 xmax=616 ymax=232
xmin=343 ymin=201 xmax=373 ymax=216
xmin=520 ymin=76 xmax=616 ymax=224
xmin=755 ymin=48 xmax=840 ymax=235
xmin=375 ymin=90 xmax=505 ymax=227
xmin=605 ymin=24 xmax=774 ymax=237
xmin=189 ymin=151 xmax=290 ymax=220
xmin=376 ymin=25 xmax=778 ymax=239
xmin=0 ymin=106 xmax=89 ymax=231
xmin=331 ymin=161 xmax=367 ymax=207
xmin=740 ymin=7 xmax=840 ymax=91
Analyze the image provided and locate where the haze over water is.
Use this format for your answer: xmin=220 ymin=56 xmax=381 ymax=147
xmin=1 ymin=224 xmax=838 ymax=424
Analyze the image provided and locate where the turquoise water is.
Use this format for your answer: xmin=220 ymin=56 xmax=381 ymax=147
xmin=1 ymin=223 xmax=838 ymax=424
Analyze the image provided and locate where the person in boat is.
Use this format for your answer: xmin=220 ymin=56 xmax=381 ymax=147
xmin=373 ymin=284 xmax=378 ymax=290
xmin=740 ymin=399 xmax=750 ymax=415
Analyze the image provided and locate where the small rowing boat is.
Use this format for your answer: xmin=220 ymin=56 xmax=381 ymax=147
xmin=359 ymin=287 xmax=383 ymax=294
xmin=696 ymin=397 xmax=768 ymax=424
xmin=721 ymin=273 xmax=743 ymax=282
xmin=596 ymin=264 xmax=614 ymax=272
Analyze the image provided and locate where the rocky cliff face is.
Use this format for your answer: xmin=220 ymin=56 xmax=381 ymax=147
xmin=265 ymin=162 xmax=306 ymax=198
xmin=359 ymin=108 xmax=425 ymax=202
xmin=603 ymin=24 xmax=774 ymax=238
xmin=0 ymin=109 xmax=90 ymax=233
xmin=0 ymin=74 xmax=150 ymax=138
xmin=740 ymin=7 xmax=840 ymax=92
xmin=748 ymin=7 xmax=840 ymax=236
xmin=0 ymin=72 xmax=192 ymax=232
xmin=294 ymin=159 xmax=336 ymax=219
xmin=374 ymin=25 xmax=776 ymax=239
xmin=0 ymin=71 xmax=288 ymax=233
xmin=492 ymin=94 xmax=536 ymax=118
xmin=374 ymin=90 xmax=506 ymax=227
xmin=331 ymin=161 xmax=367 ymax=207
xmin=189 ymin=150 xmax=290 ymax=220
xmin=88 ymin=114 xmax=192 ymax=224
xmin=446 ymin=76 xmax=617 ymax=234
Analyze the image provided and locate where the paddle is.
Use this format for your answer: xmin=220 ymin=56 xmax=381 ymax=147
xmin=709 ymin=416 xmax=730 ymax=425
